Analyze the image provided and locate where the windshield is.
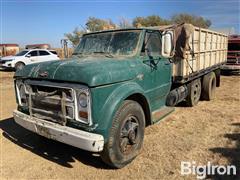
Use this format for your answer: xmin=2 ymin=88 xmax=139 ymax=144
xmin=73 ymin=30 xmax=141 ymax=57
xmin=228 ymin=43 xmax=240 ymax=51
xmin=15 ymin=50 xmax=29 ymax=56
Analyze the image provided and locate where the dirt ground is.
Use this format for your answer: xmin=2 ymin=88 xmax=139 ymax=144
xmin=0 ymin=71 xmax=239 ymax=180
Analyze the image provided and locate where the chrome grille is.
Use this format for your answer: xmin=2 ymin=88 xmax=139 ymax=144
xmin=25 ymin=81 xmax=75 ymax=125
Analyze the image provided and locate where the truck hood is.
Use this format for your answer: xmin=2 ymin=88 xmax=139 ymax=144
xmin=14 ymin=57 xmax=140 ymax=87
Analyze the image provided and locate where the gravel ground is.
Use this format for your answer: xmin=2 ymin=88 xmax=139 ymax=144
xmin=0 ymin=71 xmax=239 ymax=180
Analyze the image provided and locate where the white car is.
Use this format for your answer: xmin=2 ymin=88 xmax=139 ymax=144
xmin=0 ymin=49 xmax=60 ymax=71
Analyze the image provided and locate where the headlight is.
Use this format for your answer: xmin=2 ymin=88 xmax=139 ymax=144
xmin=76 ymin=89 xmax=91 ymax=125
xmin=79 ymin=92 xmax=88 ymax=108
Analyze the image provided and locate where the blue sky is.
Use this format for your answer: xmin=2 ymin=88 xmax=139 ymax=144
xmin=1 ymin=0 xmax=239 ymax=47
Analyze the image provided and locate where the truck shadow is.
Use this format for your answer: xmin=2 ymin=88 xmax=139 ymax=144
xmin=208 ymin=123 xmax=240 ymax=180
xmin=0 ymin=117 xmax=110 ymax=169
xmin=221 ymin=71 xmax=240 ymax=76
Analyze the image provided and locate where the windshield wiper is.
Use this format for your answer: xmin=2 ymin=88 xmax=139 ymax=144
xmin=72 ymin=52 xmax=84 ymax=58
xmin=92 ymin=51 xmax=114 ymax=58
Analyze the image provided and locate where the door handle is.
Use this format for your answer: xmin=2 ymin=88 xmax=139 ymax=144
xmin=165 ymin=62 xmax=170 ymax=65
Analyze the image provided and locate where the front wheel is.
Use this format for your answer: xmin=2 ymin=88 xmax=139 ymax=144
xmin=101 ymin=100 xmax=145 ymax=168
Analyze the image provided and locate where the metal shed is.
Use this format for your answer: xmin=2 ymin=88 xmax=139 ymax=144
xmin=0 ymin=44 xmax=20 ymax=57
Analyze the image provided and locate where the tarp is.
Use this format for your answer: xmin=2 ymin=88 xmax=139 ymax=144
xmin=154 ymin=23 xmax=195 ymax=59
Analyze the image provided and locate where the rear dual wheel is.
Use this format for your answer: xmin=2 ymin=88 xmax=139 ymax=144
xmin=186 ymin=78 xmax=202 ymax=107
xmin=186 ymin=72 xmax=217 ymax=107
xmin=201 ymin=72 xmax=216 ymax=101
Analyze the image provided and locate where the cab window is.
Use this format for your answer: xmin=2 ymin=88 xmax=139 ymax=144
xmin=144 ymin=31 xmax=161 ymax=56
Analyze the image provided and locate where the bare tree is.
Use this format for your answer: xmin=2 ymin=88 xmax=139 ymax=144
xmin=118 ymin=17 xmax=132 ymax=28
xmin=171 ymin=13 xmax=211 ymax=28
xmin=85 ymin=17 xmax=116 ymax=31
xmin=64 ymin=27 xmax=85 ymax=47
xmin=132 ymin=15 xmax=171 ymax=27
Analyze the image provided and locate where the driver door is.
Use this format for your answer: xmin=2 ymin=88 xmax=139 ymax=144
xmin=141 ymin=30 xmax=172 ymax=111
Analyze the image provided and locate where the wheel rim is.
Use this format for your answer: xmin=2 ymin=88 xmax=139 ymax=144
xmin=192 ymin=81 xmax=201 ymax=103
xmin=119 ymin=115 xmax=139 ymax=154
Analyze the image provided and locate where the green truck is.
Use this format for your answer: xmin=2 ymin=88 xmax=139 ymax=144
xmin=13 ymin=24 xmax=227 ymax=168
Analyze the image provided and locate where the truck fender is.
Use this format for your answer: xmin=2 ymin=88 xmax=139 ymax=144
xmin=98 ymin=82 xmax=150 ymax=140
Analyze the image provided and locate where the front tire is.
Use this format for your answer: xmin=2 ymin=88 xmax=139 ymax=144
xmin=15 ymin=62 xmax=25 ymax=71
xmin=101 ymin=100 xmax=145 ymax=168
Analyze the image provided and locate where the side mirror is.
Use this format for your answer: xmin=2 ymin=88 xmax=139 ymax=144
xmin=161 ymin=30 xmax=174 ymax=58
xmin=26 ymin=54 xmax=31 ymax=58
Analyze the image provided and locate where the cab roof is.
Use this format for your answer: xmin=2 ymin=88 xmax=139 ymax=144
xmin=82 ymin=26 xmax=171 ymax=36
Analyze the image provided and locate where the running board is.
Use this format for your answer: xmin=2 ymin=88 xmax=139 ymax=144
xmin=152 ymin=106 xmax=174 ymax=123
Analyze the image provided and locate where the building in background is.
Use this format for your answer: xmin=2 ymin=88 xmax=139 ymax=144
xmin=0 ymin=44 xmax=20 ymax=57
xmin=25 ymin=44 xmax=51 ymax=49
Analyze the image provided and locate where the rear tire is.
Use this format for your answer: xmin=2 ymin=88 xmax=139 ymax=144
xmin=100 ymin=100 xmax=145 ymax=168
xmin=201 ymin=72 xmax=216 ymax=101
xmin=186 ymin=78 xmax=201 ymax=107
xmin=215 ymin=69 xmax=221 ymax=87
xmin=15 ymin=62 xmax=25 ymax=71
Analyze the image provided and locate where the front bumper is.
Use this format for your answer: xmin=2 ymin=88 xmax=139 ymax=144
xmin=13 ymin=110 xmax=104 ymax=152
